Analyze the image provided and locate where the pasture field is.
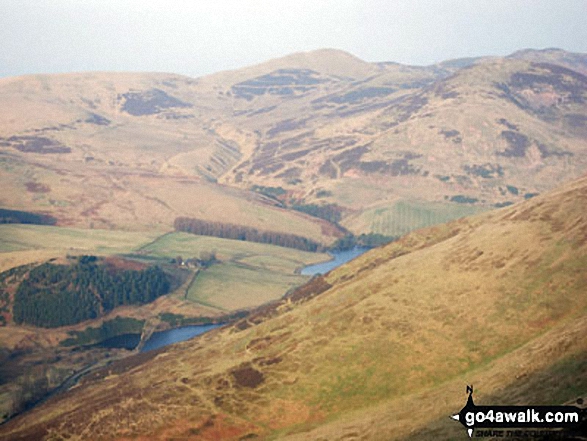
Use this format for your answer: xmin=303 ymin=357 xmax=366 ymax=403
xmin=0 ymin=224 xmax=159 ymax=253
xmin=136 ymin=232 xmax=329 ymax=310
xmin=342 ymin=199 xmax=488 ymax=237
xmin=186 ymin=262 xmax=308 ymax=311
xmin=0 ymin=224 xmax=160 ymax=272
xmin=137 ymin=232 xmax=327 ymax=271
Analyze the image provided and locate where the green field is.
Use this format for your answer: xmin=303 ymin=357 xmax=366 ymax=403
xmin=343 ymin=200 xmax=488 ymax=237
xmin=132 ymin=232 xmax=329 ymax=310
xmin=186 ymin=262 xmax=308 ymax=311
xmin=137 ymin=232 xmax=326 ymax=270
xmin=0 ymin=226 xmax=329 ymax=312
xmin=0 ymin=224 xmax=159 ymax=254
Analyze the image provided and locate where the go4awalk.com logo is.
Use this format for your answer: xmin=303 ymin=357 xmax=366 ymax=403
xmin=450 ymin=386 xmax=587 ymax=439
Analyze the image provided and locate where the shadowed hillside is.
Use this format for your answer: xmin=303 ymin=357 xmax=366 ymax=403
xmin=2 ymin=174 xmax=585 ymax=440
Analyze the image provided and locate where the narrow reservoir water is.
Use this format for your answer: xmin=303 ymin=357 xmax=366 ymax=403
xmin=97 ymin=323 xmax=222 ymax=352
xmin=140 ymin=324 xmax=221 ymax=352
xmin=300 ymin=246 xmax=369 ymax=276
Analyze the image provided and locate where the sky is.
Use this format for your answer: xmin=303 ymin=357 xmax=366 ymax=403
xmin=1 ymin=0 xmax=586 ymax=79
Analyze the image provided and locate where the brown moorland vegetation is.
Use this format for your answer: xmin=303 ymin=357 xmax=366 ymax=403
xmin=1 ymin=49 xmax=586 ymax=241
xmin=1 ymin=174 xmax=585 ymax=440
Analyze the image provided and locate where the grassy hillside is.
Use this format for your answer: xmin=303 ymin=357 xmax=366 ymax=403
xmin=0 ymin=154 xmax=333 ymax=242
xmin=1 ymin=49 xmax=586 ymax=243
xmin=2 ymin=175 xmax=585 ymax=440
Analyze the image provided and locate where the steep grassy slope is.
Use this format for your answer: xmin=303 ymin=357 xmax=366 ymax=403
xmin=2 ymin=176 xmax=585 ymax=440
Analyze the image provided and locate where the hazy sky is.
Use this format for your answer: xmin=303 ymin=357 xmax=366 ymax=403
xmin=1 ymin=0 xmax=586 ymax=79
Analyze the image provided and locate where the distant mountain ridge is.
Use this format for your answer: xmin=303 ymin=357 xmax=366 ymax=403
xmin=0 ymin=48 xmax=586 ymax=240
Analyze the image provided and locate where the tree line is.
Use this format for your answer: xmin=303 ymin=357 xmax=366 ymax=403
xmin=13 ymin=257 xmax=170 ymax=328
xmin=174 ymin=217 xmax=320 ymax=252
xmin=330 ymin=233 xmax=398 ymax=251
xmin=249 ymin=186 xmax=344 ymax=223
xmin=0 ymin=208 xmax=56 ymax=225
xmin=290 ymin=203 xmax=343 ymax=224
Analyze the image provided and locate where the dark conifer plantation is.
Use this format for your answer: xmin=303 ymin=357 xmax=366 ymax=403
xmin=12 ymin=257 xmax=170 ymax=328
xmin=174 ymin=217 xmax=320 ymax=252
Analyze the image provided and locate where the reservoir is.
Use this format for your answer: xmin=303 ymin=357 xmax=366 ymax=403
xmin=99 ymin=248 xmax=368 ymax=352
xmin=300 ymin=246 xmax=369 ymax=276
xmin=97 ymin=323 xmax=222 ymax=352
xmin=140 ymin=324 xmax=220 ymax=352
xmin=12 ymin=245 xmax=373 ymax=425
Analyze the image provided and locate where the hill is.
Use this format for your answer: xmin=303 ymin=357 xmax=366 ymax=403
xmin=508 ymin=47 xmax=587 ymax=75
xmin=199 ymin=48 xmax=380 ymax=86
xmin=2 ymin=173 xmax=585 ymax=440
xmin=1 ymin=49 xmax=586 ymax=241
xmin=0 ymin=71 xmax=337 ymax=243
xmin=219 ymin=53 xmax=587 ymax=224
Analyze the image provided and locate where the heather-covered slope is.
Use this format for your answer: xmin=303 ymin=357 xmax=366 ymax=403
xmin=1 ymin=49 xmax=586 ymax=239
xmin=0 ymin=71 xmax=337 ymax=242
xmin=222 ymin=55 xmax=587 ymax=226
xmin=2 ymin=175 xmax=585 ymax=440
